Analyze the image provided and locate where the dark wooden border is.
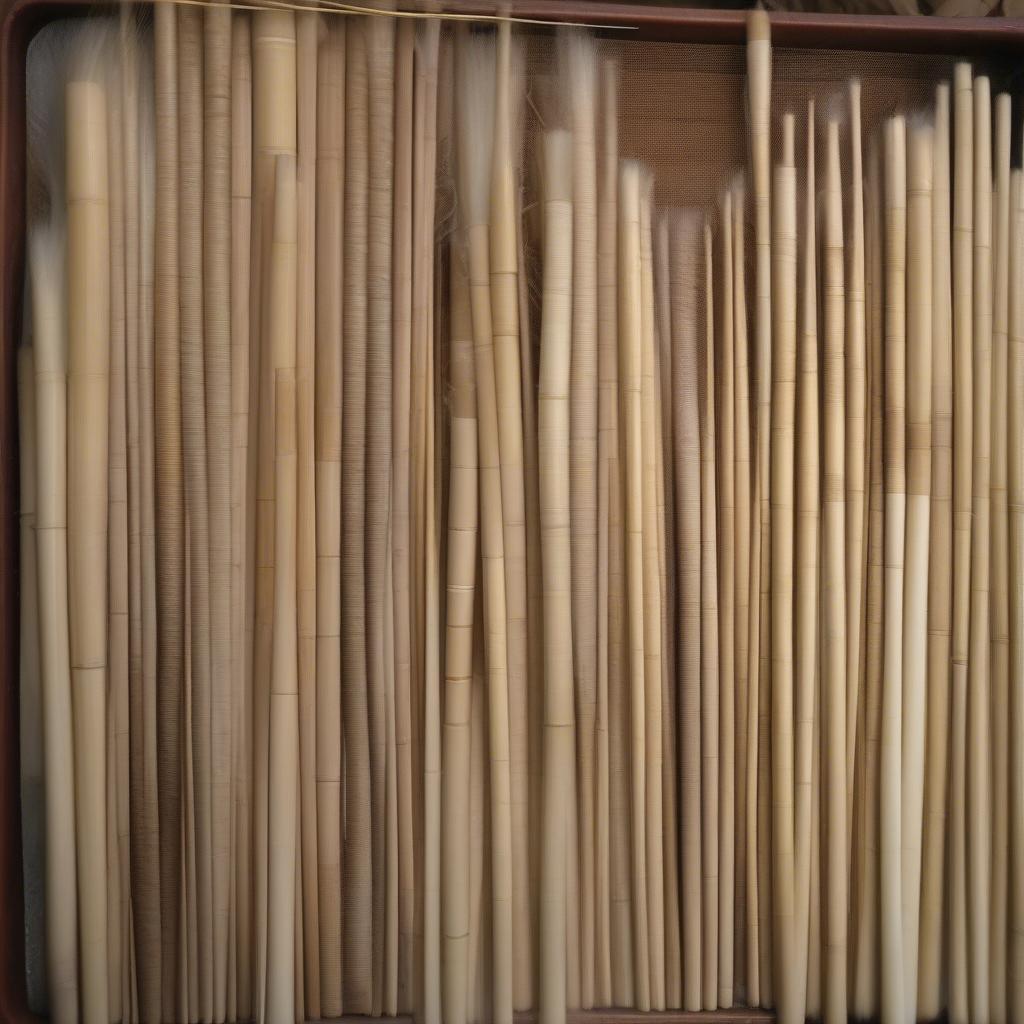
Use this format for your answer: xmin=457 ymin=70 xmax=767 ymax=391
xmin=1 ymin=3 xmax=1022 ymax=1022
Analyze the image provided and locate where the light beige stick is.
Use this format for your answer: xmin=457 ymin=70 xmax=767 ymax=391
xmin=154 ymin=7 xmax=185 ymax=1010
xmin=732 ymin=175 xmax=754 ymax=1002
xmin=880 ymin=114 xmax=907 ymax=1024
xmin=314 ymin=17 xmax=343 ymax=1019
xmin=200 ymin=11 xmax=233 ymax=1018
xmin=989 ymin=91 xmax=1011 ymax=1024
xmin=770 ymin=113 xmax=797 ymax=1024
xmin=341 ymin=18 xmax=372 ymax=1012
xmin=948 ymin=63 xmax=973 ymax=1024
xmin=901 ymin=119 xmax=933 ymax=1024
xmin=230 ymin=18 xmax=253 ymax=1016
xmin=918 ymin=81 xmax=952 ymax=1022
xmin=595 ymin=55 xmax=618 ymax=1011
xmin=1007 ymin=166 xmax=1024 ymax=1024
xmin=794 ymin=100 xmax=818 ymax=1021
xmin=266 ymin=152 xmax=299 ymax=1024
xmin=716 ymin=192 xmax=737 ymax=1014
xmin=967 ymin=74 xmax=993 ymax=1024
xmin=699 ymin=216 xmax=720 ymax=1014
xmin=392 ymin=20 xmax=415 ymax=1013
xmin=457 ymin=34 xmax=513 ymax=1024
xmin=491 ymin=26 xmax=531 ymax=1009
xmin=563 ymin=32 xmax=599 ymax=1009
xmin=29 ymin=214 xmax=80 ymax=1024
xmin=442 ymin=240 xmax=477 ymax=1024
xmin=292 ymin=14 xmax=320 ymax=1018
xmin=66 ymin=69 xmax=110 ymax=1024
xmin=638 ymin=180 xmax=665 ymax=1012
xmin=853 ymin=131 xmax=884 ymax=1022
xmin=538 ymin=128 xmax=574 ymax=1024
xmin=670 ymin=208 xmax=701 ymax=1013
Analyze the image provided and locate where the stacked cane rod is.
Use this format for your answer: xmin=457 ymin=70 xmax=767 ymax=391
xmin=18 ymin=8 xmax=1024 ymax=1024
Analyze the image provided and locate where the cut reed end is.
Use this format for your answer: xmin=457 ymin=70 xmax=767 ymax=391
xmin=908 ymin=122 xmax=935 ymax=195
xmin=455 ymin=29 xmax=496 ymax=230
xmin=954 ymin=61 xmax=973 ymax=95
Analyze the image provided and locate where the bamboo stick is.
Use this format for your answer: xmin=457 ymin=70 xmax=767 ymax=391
xmin=901 ymin=119 xmax=933 ymax=1024
xmin=1007 ymin=165 xmax=1024 ymax=1024
xmin=392 ymin=20 xmax=415 ymax=1013
xmin=794 ymin=99 xmax=818 ymax=1023
xmin=341 ymin=18 xmax=372 ymax=1012
xmin=491 ymin=26 xmax=531 ymax=1009
xmin=154 ymin=7 xmax=185 ymax=1011
xmin=457 ymin=34 xmax=514 ymax=1024
xmin=314 ymin=17 xmax=343 ymax=1019
xmin=563 ymin=32 xmax=598 ymax=1009
xmin=671 ymin=208 xmax=701 ymax=1013
xmin=293 ymin=14 xmax=320 ymax=1018
xmin=699 ymin=215 xmax=720 ymax=1015
xmin=989 ymin=91 xmax=1011 ymax=1024
xmin=443 ymin=239 xmax=477 ymax=1024
xmin=917 ymin=81 xmax=952 ymax=1022
xmin=66 ymin=67 xmax=111 ymax=1024
xmin=266 ymin=152 xmax=299 ymax=1024
xmin=732 ymin=174 xmax=754 ymax=1004
xmin=230 ymin=18 xmax=253 ymax=1016
xmin=948 ymin=63 xmax=974 ymax=1024
xmin=770 ymin=112 xmax=797 ymax=1024
xmin=967 ymin=73 xmax=993 ymax=1024
xmin=880 ymin=113 xmax=907 ymax=1024
xmin=538 ymin=128 xmax=574 ymax=1024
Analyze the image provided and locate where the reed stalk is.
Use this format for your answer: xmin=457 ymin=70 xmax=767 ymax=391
xmin=538 ymin=128 xmax=574 ymax=1024
xmin=901 ymin=119 xmax=932 ymax=1024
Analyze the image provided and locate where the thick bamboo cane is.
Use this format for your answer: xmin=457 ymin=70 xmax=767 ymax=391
xmin=901 ymin=120 xmax=933 ymax=1024
xmin=967 ymin=75 xmax=993 ymax=1024
xmin=154 ymin=8 xmax=184 ymax=1011
xmin=341 ymin=17 xmax=372 ymax=1013
xmin=563 ymin=32 xmax=599 ymax=1008
xmin=491 ymin=27 xmax=531 ymax=1008
xmin=845 ymin=81 xmax=867 ymax=856
xmin=716 ymin=191 xmax=736 ymax=1015
xmin=1007 ymin=166 xmax=1024 ymax=1024
xmin=624 ymin=166 xmax=653 ymax=1007
xmin=699 ymin=215 xmax=720 ymax=1014
xmin=230 ymin=19 xmax=253 ymax=1016
xmin=731 ymin=174 xmax=753 ymax=1002
xmin=671 ymin=208 xmax=701 ymax=1013
xmin=853 ymin=131 xmax=884 ymax=1022
xmin=595 ymin=55 xmax=616 ymax=1011
xmin=66 ymin=68 xmax=110 ymax=1024
xmin=917 ymin=81 xmax=951 ymax=1022
xmin=989 ymin=91 xmax=1012 ymax=1024
xmin=266 ymin=152 xmax=299 ymax=1024
xmin=880 ymin=113 xmax=907 ymax=1024
xmin=598 ymin=60 xmax=632 ymax=1012
xmin=417 ymin=22 xmax=442 ymax=1024
xmin=794 ymin=99 xmax=818 ymax=1022
xmin=29 ymin=216 xmax=80 ymax=1024
xmin=770 ymin=113 xmax=797 ymax=1024
xmin=639 ymin=181 xmax=665 ymax=1013
xmin=178 ymin=13 xmax=216 ymax=1016
xmin=392 ymin=20 xmax=415 ymax=1013
xmin=365 ymin=19 xmax=395 ymax=1010
xmin=457 ymin=34 xmax=514 ymax=1024
xmin=293 ymin=15 xmax=320 ymax=1017
xmin=538 ymin=128 xmax=574 ymax=1024
xmin=314 ymin=18 xmax=343 ymax=1019
xmin=200 ymin=11 xmax=233 ymax=1018
xmin=948 ymin=63 xmax=974 ymax=1024
xmin=443 ymin=240 xmax=477 ymax=1024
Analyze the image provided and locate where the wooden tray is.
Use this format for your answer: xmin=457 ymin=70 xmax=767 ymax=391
xmin=0 ymin=3 xmax=1021 ymax=1022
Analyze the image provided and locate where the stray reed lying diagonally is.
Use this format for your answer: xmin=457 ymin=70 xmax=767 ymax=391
xmin=19 ymin=10 xmax=1024 ymax=1024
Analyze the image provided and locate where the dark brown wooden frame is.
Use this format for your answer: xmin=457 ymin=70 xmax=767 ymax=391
xmin=0 ymin=3 xmax=1021 ymax=1022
